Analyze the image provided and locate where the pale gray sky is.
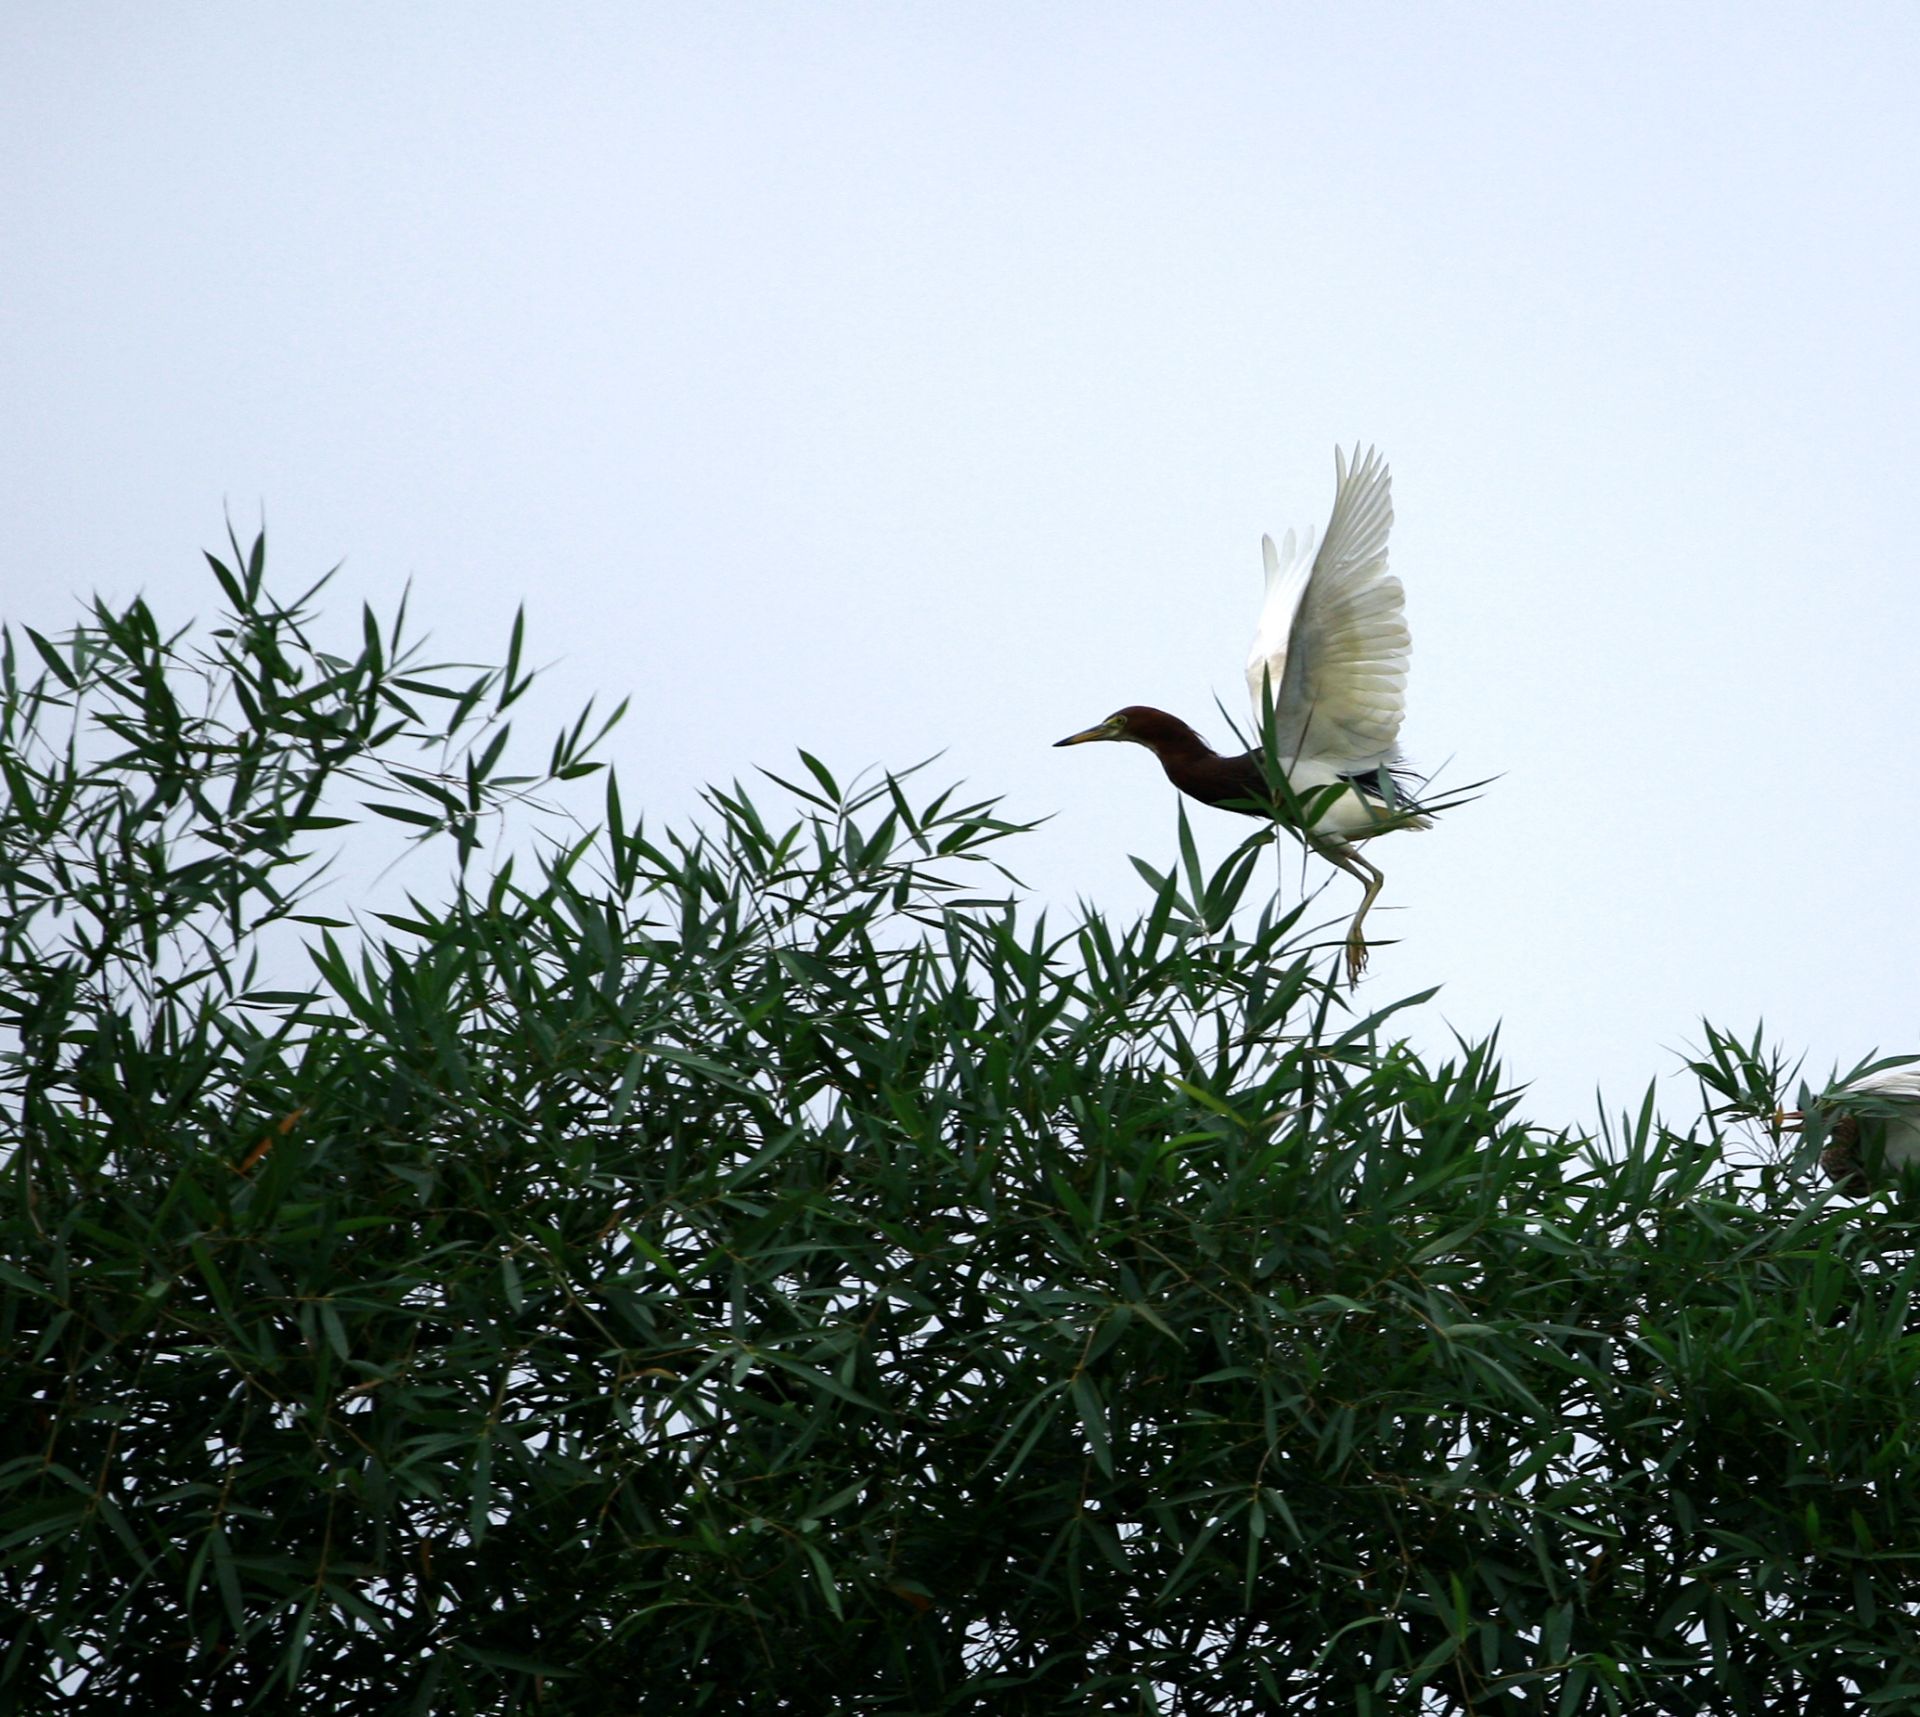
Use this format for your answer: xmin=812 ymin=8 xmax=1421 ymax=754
xmin=5 ymin=4 xmax=1917 ymax=1129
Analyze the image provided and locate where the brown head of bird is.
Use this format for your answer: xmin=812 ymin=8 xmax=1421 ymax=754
xmin=1054 ymin=706 xmax=1269 ymax=814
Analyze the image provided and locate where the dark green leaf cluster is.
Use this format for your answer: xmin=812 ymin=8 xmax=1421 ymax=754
xmin=4 ymin=544 xmax=1920 ymax=1715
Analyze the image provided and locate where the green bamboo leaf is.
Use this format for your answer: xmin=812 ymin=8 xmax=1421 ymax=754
xmin=1071 ymin=1372 xmax=1113 ymax=1477
xmin=362 ymin=800 xmax=441 ymax=827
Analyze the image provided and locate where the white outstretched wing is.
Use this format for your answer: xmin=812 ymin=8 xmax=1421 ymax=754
xmin=1244 ymin=444 xmax=1408 ymax=774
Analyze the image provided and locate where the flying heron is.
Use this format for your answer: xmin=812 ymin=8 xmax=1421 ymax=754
xmin=1057 ymin=444 xmax=1427 ymax=985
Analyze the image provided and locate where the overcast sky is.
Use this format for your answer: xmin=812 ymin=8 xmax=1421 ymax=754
xmin=5 ymin=4 xmax=1917 ymax=1131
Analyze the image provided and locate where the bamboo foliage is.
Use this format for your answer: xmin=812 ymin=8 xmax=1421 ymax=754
xmin=3 ymin=541 xmax=1919 ymax=1714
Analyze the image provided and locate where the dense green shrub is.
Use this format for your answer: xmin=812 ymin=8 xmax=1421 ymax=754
xmin=4 ymin=541 xmax=1918 ymax=1713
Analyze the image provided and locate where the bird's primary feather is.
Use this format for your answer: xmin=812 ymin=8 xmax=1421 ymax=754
xmin=1245 ymin=445 xmax=1409 ymax=777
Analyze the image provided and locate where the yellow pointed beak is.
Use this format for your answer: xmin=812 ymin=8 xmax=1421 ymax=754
xmin=1054 ymin=716 xmax=1124 ymax=747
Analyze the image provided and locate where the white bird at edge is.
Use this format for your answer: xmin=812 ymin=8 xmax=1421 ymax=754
xmin=1056 ymin=445 xmax=1433 ymax=986
xmin=1799 ymin=1065 xmax=1920 ymax=1192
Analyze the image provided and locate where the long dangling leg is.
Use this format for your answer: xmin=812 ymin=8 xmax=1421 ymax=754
xmin=1312 ymin=836 xmax=1385 ymax=988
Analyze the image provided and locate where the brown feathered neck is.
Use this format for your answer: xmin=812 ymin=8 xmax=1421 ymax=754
xmin=1112 ymin=706 xmax=1269 ymax=816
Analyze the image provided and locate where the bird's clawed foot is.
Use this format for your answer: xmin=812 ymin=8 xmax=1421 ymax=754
xmin=1344 ymin=929 xmax=1370 ymax=989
